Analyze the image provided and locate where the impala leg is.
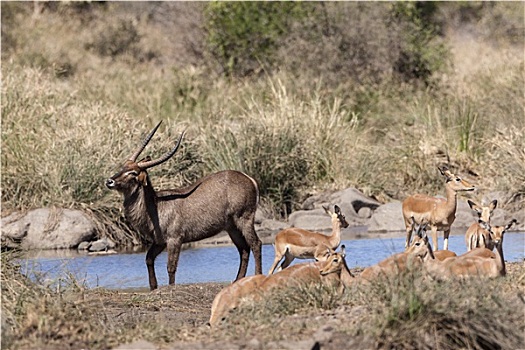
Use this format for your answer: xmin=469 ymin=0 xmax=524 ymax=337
xmin=228 ymin=228 xmax=251 ymax=281
xmin=431 ymin=226 xmax=439 ymax=251
xmin=443 ymin=229 xmax=451 ymax=251
xmin=405 ymin=223 xmax=413 ymax=249
xmin=145 ymin=242 xmax=167 ymax=291
xmin=279 ymin=251 xmax=295 ymax=271
xmin=268 ymin=253 xmax=283 ymax=275
xmin=167 ymin=238 xmax=182 ymax=285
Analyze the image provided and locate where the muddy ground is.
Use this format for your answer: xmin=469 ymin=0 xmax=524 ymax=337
xmin=90 ymin=262 xmax=524 ymax=350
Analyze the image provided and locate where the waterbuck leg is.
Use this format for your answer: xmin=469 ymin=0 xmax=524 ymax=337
xmin=244 ymin=226 xmax=262 ymax=275
xmin=227 ymin=228 xmax=251 ymax=281
xmin=145 ymin=242 xmax=167 ymax=290
xmin=236 ymin=219 xmax=263 ymax=275
xmin=166 ymin=238 xmax=182 ymax=285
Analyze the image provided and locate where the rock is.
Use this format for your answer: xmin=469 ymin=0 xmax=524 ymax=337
xmin=256 ymin=218 xmax=288 ymax=232
xmin=77 ymin=241 xmax=91 ymax=251
xmin=357 ymin=207 xmax=372 ymax=219
xmin=88 ymin=237 xmax=116 ymax=252
xmin=367 ymin=201 xmax=405 ymax=232
xmin=1 ymin=208 xmax=96 ymax=250
xmin=288 ymin=208 xmax=332 ymax=231
xmin=302 ymin=188 xmax=381 ymax=220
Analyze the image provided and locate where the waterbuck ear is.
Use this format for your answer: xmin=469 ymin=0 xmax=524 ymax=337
xmin=137 ymin=171 xmax=148 ymax=186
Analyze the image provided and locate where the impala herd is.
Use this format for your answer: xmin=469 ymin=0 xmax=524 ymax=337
xmin=106 ymin=123 xmax=519 ymax=327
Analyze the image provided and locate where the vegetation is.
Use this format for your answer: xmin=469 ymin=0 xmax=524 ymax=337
xmin=2 ymin=2 xmax=523 ymax=224
xmin=3 ymin=251 xmax=523 ymax=350
xmin=1 ymin=3 xmax=524 ymax=348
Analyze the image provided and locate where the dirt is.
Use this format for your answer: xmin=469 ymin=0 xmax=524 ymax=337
xmin=91 ymin=262 xmax=524 ymax=350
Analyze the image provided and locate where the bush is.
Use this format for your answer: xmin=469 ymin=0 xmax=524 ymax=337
xmin=204 ymin=2 xmax=313 ymax=76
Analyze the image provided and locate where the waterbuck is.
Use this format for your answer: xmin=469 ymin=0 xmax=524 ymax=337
xmin=105 ymin=121 xmax=263 ymax=290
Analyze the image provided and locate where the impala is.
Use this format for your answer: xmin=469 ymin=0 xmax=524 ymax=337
xmin=465 ymin=199 xmax=497 ymax=251
xmin=209 ymin=246 xmax=354 ymax=326
xmin=106 ymin=121 xmax=262 ymax=290
xmin=402 ymin=166 xmax=475 ymax=251
xmin=268 ymin=205 xmax=349 ymax=274
xmin=422 ymin=222 xmax=507 ymax=280
xmin=358 ymin=221 xmax=430 ymax=283
xmin=486 ymin=219 xmax=517 ymax=250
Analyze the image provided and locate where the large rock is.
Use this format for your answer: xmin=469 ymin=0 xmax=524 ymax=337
xmin=1 ymin=208 xmax=96 ymax=250
xmin=290 ymin=188 xmax=382 ymax=231
xmin=367 ymin=201 xmax=405 ymax=232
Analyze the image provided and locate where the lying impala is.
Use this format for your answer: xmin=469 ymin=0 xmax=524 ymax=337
xmin=422 ymin=221 xmax=507 ymax=280
xmin=209 ymin=246 xmax=354 ymax=327
xmin=485 ymin=219 xmax=517 ymax=250
xmin=106 ymin=121 xmax=262 ymax=290
xmin=465 ymin=199 xmax=497 ymax=251
xmin=402 ymin=166 xmax=475 ymax=251
xmin=268 ymin=205 xmax=349 ymax=274
xmin=358 ymin=221 xmax=430 ymax=283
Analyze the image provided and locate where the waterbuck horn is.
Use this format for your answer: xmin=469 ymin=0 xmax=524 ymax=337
xmin=138 ymin=130 xmax=186 ymax=169
xmin=128 ymin=121 xmax=163 ymax=162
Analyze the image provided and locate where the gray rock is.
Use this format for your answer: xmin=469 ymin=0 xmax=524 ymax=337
xmin=256 ymin=218 xmax=288 ymax=232
xmin=367 ymin=201 xmax=405 ymax=233
xmin=88 ymin=240 xmax=109 ymax=252
xmin=288 ymin=208 xmax=332 ymax=231
xmin=77 ymin=241 xmax=91 ymax=251
xmin=1 ymin=208 xmax=96 ymax=250
xmin=302 ymin=188 xmax=381 ymax=220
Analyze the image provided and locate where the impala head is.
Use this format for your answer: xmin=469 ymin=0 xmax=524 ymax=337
xmin=319 ymin=245 xmax=346 ymax=276
xmin=323 ymin=205 xmax=349 ymax=229
xmin=487 ymin=219 xmax=518 ymax=244
xmin=467 ymin=199 xmax=497 ymax=224
xmin=314 ymin=245 xmax=336 ymax=262
xmin=438 ymin=166 xmax=475 ymax=192
xmin=105 ymin=121 xmax=185 ymax=194
xmin=408 ymin=233 xmax=433 ymax=261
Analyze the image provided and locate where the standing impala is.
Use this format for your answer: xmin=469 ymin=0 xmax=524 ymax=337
xmin=267 ymin=205 xmax=349 ymax=274
xmin=402 ymin=166 xmax=475 ymax=251
xmin=105 ymin=121 xmax=262 ymax=290
xmin=465 ymin=199 xmax=497 ymax=251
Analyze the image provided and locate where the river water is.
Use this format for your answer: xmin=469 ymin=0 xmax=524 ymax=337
xmin=19 ymin=232 xmax=524 ymax=290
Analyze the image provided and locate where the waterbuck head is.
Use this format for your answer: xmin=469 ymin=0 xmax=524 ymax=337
xmin=105 ymin=121 xmax=185 ymax=195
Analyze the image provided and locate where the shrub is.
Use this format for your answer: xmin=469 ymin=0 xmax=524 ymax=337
xmin=204 ymin=2 xmax=313 ymax=76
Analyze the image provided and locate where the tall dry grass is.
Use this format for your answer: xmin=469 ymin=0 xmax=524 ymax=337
xmin=1 ymin=2 xmax=523 ymax=237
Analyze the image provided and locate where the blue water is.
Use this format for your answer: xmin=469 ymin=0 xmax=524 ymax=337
xmin=19 ymin=232 xmax=524 ymax=290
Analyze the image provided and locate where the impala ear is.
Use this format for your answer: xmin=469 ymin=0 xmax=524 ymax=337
xmin=467 ymin=200 xmax=479 ymax=211
xmin=505 ymin=219 xmax=517 ymax=230
xmin=323 ymin=205 xmax=332 ymax=216
xmin=340 ymin=244 xmax=346 ymax=258
xmin=489 ymin=199 xmax=498 ymax=211
xmin=334 ymin=205 xmax=341 ymax=214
